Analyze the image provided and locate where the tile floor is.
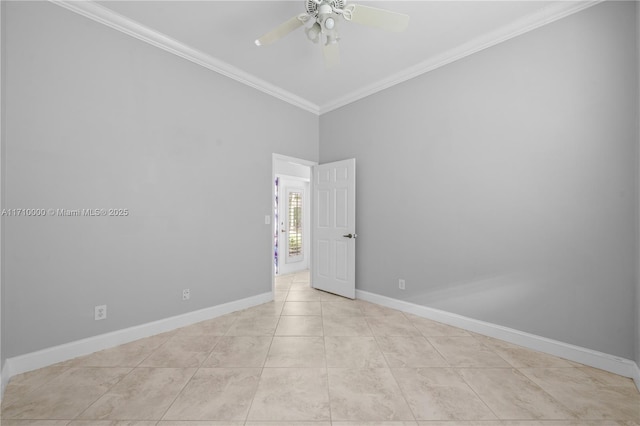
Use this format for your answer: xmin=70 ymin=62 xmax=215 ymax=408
xmin=2 ymin=270 xmax=639 ymax=426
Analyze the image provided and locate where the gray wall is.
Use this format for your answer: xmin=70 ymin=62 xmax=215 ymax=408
xmin=3 ymin=1 xmax=318 ymax=357
xmin=2 ymin=0 xmax=639 ymax=365
xmin=321 ymin=1 xmax=638 ymax=359
xmin=636 ymin=0 xmax=640 ymax=368
xmin=1 ymin=0 xmax=5 ymax=371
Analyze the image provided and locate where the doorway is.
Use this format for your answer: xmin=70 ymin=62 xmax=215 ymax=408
xmin=271 ymin=154 xmax=357 ymax=299
xmin=272 ymin=154 xmax=317 ymax=291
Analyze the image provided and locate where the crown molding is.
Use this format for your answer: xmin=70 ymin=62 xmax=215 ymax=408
xmin=50 ymin=0 xmax=320 ymax=115
xmin=319 ymin=0 xmax=603 ymax=114
xmin=50 ymin=0 xmax=602 ymax=117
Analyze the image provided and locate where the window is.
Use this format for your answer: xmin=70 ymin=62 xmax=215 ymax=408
xmin=288 ymin=191 xmax=303 ymax=257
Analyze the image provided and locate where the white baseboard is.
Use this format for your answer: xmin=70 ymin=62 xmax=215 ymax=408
xmin=1 ymin=291 xmax=273 ymax=397
xmin=3 ymin=289 xmax=639 ymax=398
xmin=356 ymin=289 xmax=640 ymax=392
xmin=632 ymin=362 xmax=640 ymax=393
xmin=1 ymin=360 xmax=9 ymax=404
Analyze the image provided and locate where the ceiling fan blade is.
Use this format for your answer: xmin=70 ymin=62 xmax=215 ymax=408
xmin=347 ymin=4 xmax=409 ymax=32
xmin=255 ymin=15 xmax=305 ymax=46
xmin=323 ymin=41 xmax=340 ymax=68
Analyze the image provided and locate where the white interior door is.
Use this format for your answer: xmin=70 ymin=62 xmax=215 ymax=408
xmin=312 ymin=159 xmax=356 ymax=299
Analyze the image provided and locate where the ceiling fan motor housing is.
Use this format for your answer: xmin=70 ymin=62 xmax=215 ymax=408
xmin=305 ymin=0 xmax=346 ymax=16
xmin=255 ymin=0 xmax=408 ymax=67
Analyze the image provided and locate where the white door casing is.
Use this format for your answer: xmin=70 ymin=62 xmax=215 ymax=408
xmin=312 ymin=158 xmax=356 ymax=299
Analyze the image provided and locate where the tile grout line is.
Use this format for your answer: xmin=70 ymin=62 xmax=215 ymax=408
xmin=472 ymin=332 xmax=588 ymax=420
xmin=69 ymin=364 xmax=136 ymax=422
xmin=450 ymin=366 xmax=503 ymax=421
xmin=456 ymin=365 xmax=582 ymax=422
xmin=242 ymin=303 xmax=280 ymax=423
xmin=133 ymin=332 xmax=175 ymax=369
xmin=6 ymin=274 xmax=640 ymax=425
xmin=471 ymin=332 xmax=522 ymax=369
xmin=154 ymin=363 xmax=200 ymax=423
xmin=65 ymin=336 xmax=177 ymax=421
xmin=372 ymin=306 xmax=499 ymax=423
xmin=322 ymin=300 xmax=334 ymax=425
xmin=0 ymin=363 xmax=72 ymax=414
xmin=376 ymin=315 xmax=420 ymax=423
xmin=511 ymin=367 xmax=585 ymax=421
xmin=156 ymin=313 xmax=241 ymax=423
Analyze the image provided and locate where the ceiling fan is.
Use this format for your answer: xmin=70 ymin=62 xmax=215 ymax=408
xmin=254 ymin=0 xmax=410 ymax=68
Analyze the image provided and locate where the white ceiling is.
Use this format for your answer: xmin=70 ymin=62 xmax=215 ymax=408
xmin=84 ymin=1 xmax=596 ymax=113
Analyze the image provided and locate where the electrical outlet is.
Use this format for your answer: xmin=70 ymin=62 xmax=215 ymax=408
xmin=182 ymin=288 xmax=190 ymax=301
xmin=265 ymin=215 xmax=271 ymax=225
xmin=399 ymin=279 xmax=406 ymax=290
xmin=95 ymin=305 xmax=107 ymax=321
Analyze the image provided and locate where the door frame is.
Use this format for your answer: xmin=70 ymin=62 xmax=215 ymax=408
xmin=271 ymin=154 xmax=317 ymax=294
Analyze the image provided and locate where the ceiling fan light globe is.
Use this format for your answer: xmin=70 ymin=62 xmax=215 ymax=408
xmin=306 ymin=22 xmax=321 ymax=41
xmin=324 ymin=17 xmax=335 ymax=30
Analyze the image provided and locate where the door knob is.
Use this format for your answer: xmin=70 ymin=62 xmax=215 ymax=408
xmin=343 ymin=233 xmax=357 ymax=239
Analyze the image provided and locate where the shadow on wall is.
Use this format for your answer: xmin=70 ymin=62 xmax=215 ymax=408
xmin=405 ymin=270 xmax=596 ymax=335
xmin=407 ymin=273 xmax=532 ymax=315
